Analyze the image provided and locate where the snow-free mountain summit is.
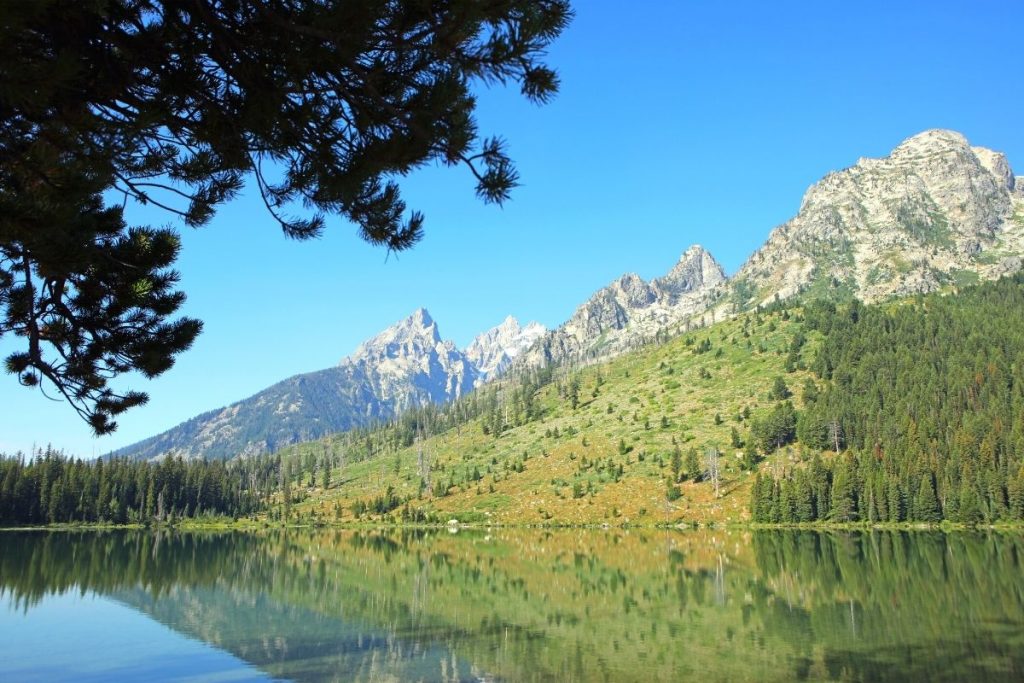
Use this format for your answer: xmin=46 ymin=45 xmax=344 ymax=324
xmin=723 ymin=129 xmax=1023 ymax=310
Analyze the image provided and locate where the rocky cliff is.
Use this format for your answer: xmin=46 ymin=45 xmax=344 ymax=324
xmin=725 ymin=129 xmax=1024 ymax=309
xmin=518 ymin=245 xmax=726 ymax=368
xmin=464 ymin=315 xmax=547 ymax=383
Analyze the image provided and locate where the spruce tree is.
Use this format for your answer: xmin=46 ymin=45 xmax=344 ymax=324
xmin=742 ymin=439 xmax=759 ymax=471
xmin=685 ymin=448 xmax=702 ymax=482
xmin=830 ymin=457 xmax=858 ymax=522
xmin=1008 ymin=469 xmax=1024 ymax=520
xmin=770 ymin=377 xmax=792 ymax=400
xmin=914 ymin=475 xmax=941 ymax=522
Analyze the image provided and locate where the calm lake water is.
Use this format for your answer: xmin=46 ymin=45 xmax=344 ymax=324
xmin=1 ymin=529 xmax=1022 ymax=682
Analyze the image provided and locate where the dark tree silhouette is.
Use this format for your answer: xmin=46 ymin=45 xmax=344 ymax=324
xmin=0 ymin=0 xmax=571 ymax=432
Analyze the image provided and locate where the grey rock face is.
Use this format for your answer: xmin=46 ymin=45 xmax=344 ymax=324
xmin=725 ymin=129 xmax=1024 ymax=307
xmin=464 ymin=315 xmax=547 ymax=383
xmin=519 ymin=245 xmax=727 ymax=368
xmin=654 ymin=244 xmax=728 ymax=303
xmin=341 ymin=307 xmax=478 ymax=409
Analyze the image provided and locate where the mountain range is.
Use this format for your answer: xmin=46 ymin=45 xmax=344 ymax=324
xmin=112 ymin=129 xmax=1023 ymax=461
xmin=108 ymin=310 xmax=545 ymax=461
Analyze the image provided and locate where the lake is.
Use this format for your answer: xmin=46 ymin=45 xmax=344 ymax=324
xmin=1 ymin=528 xmax=1022 ymax=682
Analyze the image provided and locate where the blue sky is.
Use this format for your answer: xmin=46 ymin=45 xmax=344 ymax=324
xmin=3 ymin=1 xmax=1022 ymax=457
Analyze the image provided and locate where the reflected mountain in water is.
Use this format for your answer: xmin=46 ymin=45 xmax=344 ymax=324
xmin=1 ymin=529 xmax=1023 ymax=682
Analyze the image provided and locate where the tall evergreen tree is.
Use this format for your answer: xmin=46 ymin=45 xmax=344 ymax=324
xmin=914 ymin=475 xmax=941 ymax=522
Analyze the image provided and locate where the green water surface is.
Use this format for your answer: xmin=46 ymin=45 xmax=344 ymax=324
xmin=1 ymin=529 xmax=1022 ymax=682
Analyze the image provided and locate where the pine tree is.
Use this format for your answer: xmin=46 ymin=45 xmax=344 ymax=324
xmin=886 ymin=478 xmax=903 ymax=523
xmin=742 ymin=439 xmax=759 ymax=471
xmin=770 ymin=377 xmax=792 ymax=401
xmin=830 ymin=457 xmax=858 ymax=522
xmin=958 ymin=481 xmax=984 ymax=525
xmin=568 ymin=375 xmax=581 ymax=410
xmin=1 ymin=1 xmax=571 ymax=431
xmin=793 ymin=471 xmax=814 ymax=522
xmin=914 ymin=475 xmax=941 ymax=522
xmin=685 ymin=448 xmax=702 ymax=482
xmin=1008 ymin=469 xmax=1024 ymax=520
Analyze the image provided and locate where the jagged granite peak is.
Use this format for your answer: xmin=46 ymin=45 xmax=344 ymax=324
xmin=654 ymin=244 xmax=727 ymax=302
xmin=111 ymin=309 xmax=478 ymax=462
xmin=345 ymin=307 xmax=441 ymax=365
xmin=339 ymin=308 xmax=476 ymax=406
xmin=727 ymin=129 xmax=1024 ymax=308
xmin=518 ymin=245 xmax=727 ymax=369
xmin=464 ymin=315 xmax=547 ymax=383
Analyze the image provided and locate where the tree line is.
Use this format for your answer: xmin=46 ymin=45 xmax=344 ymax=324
xmin=752 ymin=275 xmax=1024 ymax=524
xmin=0 ymin=446 xmax=275 ymax=525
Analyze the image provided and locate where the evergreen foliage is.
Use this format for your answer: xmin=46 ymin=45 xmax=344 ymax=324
xmin=753 ymin=275 xmax=1024 ymax=524
xmin=0 ymin=446 xmax=269 ymax=524
xmin=0 ymin=0 xmax=571 ymax=432
xmin=750 ymin=401 xmax=797 ymax=453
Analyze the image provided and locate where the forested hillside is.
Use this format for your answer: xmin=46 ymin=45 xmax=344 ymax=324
xmin=274 ymin=308 xmax=811 ymax=525
xmin=278 ymin=274 xmax=1024 ymax=527
xmin=753 ymin=274 xmax=1024 ymax=523
xmin=7 ymin=276 xmax=1024 ymax=527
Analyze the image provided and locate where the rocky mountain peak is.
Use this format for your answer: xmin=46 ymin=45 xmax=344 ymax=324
xmin=891 ymin=128 xmax=969 ymax=156
xmin=115 ymin=308 xmax=481 ymax=461
xmin=495 ymin=314 xmax=521 ymax=334
xmin=655 ymin=244 xmax=727 ymax=302
xmin=972 ymin=146 xmax=1016 ymax=192
xmin=611 ymin=273 xmax=656 ymax=308
xmin=411 ymin=306 xmax=434 ymax=327
xmin=465 ymin=315 xmax=547 ymax=382
xmin=345 ymin=308 xmax=442 ymax=365
xmin=728 ymin=129 xmax=1024 ymax=308
xmin=517 ymin=245 xmax=727 ymax=369
xmin=681 ymin=243 xmax=711 ymax=261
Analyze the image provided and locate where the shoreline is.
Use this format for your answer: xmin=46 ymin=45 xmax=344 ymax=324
xmin=4 ymin=519 xmax=1024 ymax=533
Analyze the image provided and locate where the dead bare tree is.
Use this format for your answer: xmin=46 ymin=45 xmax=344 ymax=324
xmin=705 ymin=445 xmax=721 ymax=498
xmin=828 ymin=420 xmax=843 ymax=453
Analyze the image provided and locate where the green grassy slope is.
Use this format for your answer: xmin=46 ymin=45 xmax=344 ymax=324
xmin=277 ymin=308 xmax=818 ymax=525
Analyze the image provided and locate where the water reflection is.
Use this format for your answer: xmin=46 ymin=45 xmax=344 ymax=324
xmin=1 ymin=529 xmax=1023 ymax=682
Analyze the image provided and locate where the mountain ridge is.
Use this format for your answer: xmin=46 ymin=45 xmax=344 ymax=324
xmin=517 ymin=244 xmax=727 ymax=370
xmin=108 ymin=310 xmax=541 ymax=461
xmin=464 ymin=315 xmax=546 ymax=384
xmin=112 ymin=129 xmax=1023 ymax=462
xmin=722 ymin=129 xmax=1023 ymax=310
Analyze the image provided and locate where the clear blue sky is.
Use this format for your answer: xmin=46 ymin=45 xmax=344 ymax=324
xmin=3 ymin=1 xmax=1022 ymax=458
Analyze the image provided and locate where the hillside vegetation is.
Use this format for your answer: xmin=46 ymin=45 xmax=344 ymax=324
xmin=280 ymin=274 xmax=1024 ymax=527
xmin=753 ymin=275 xmax=1024 ymax=524
xmin=278 ymin=308 xmax=816 ymax=525
xmin=8 ymin=276 xmax=1024 ymax=528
